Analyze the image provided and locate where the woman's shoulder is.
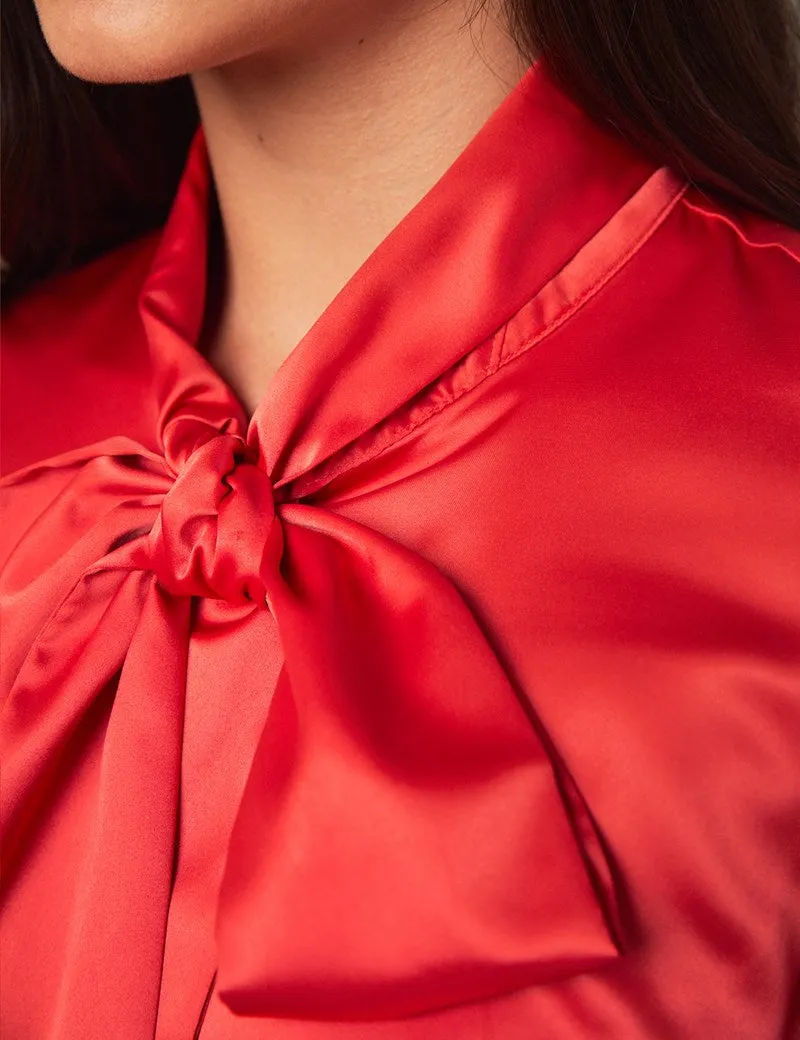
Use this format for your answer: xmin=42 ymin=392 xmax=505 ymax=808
xmin=1 ymin=232 xmax=159 ymax=477
xmin=676 ymin=184 xmax=800 ymax=262
xmin=660 ymin=185 xmax=800 ymax=416
xmin=591 ymin=177 xmax=800 ymax=404
xmin=669 ymin=183 xmax=800 ymax=306
xmin=3 ymin=230 xmax=160 ymax=345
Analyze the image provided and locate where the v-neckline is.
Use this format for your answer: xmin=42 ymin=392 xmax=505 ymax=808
xmin=137 ymin=56 xmax=659 ymax=491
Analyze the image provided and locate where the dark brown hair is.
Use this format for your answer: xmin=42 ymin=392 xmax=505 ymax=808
xmin=2 ymin=0 xmax=799 ymax=298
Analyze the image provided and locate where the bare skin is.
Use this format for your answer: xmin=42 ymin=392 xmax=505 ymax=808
xmin=35 ymin=0 xmax=528 ymax=416
xmin=191 ymin=2 xmax=527 ymax=415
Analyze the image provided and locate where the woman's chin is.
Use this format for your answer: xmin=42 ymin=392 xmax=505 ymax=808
xmin=34 ymin=0 xmax=216 ymax=83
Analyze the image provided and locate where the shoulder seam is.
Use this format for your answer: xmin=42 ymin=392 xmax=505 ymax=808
xmin=679 ymin=188 xmax=800 ymax=264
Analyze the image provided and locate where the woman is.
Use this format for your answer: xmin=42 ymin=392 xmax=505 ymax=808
xmin=1 ymin=0 xmax=799 ymax=1036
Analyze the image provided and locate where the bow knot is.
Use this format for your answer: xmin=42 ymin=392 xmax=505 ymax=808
xmin=147 ymin=431 xmax=282 ymax=604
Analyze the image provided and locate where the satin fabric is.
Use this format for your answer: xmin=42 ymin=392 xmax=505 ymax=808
xmin=2 ymin=58 xmax=800 ymax=1040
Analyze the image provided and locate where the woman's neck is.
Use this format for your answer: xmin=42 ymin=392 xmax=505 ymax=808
xmin=191 ymin=0 xmax=527 ymax=416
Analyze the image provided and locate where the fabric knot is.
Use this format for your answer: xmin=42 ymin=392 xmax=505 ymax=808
xmin=147 ymin=432 xmax=282 ymax=604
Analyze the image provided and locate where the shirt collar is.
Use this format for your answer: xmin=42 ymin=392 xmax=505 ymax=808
xmin=139 ymin=57 xmax=659 ymax=487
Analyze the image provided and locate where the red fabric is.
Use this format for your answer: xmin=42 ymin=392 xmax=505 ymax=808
xmin=2 ymin=58 xmax=800 ymax=1039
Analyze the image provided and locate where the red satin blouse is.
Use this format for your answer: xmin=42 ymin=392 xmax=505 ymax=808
xmin=2 ymin=58 xmax=800 ymax=1040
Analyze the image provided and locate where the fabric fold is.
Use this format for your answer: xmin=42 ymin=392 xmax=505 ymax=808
xmin=2 ymin=412 xmax=621 ymax=1032
xmin=217 ymin=504 xmax=621 ymax=1020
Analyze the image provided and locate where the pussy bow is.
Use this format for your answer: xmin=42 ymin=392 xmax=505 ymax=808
xmin=0 ymin=358 xmax=620 ymax=1026
xmin=0 ymin=75 xmax=636 ymax=1030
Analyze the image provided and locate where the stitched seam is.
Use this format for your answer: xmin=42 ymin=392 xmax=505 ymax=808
xmin=385 ymin=174 xmax=687 ymax=445
xmin=681 ymin=192 xmax=800 ymax=262
xmin=293 ymin=171 xmax=688 ymax=499
xmin=492 ymin=178 xmax=689 ymax=377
